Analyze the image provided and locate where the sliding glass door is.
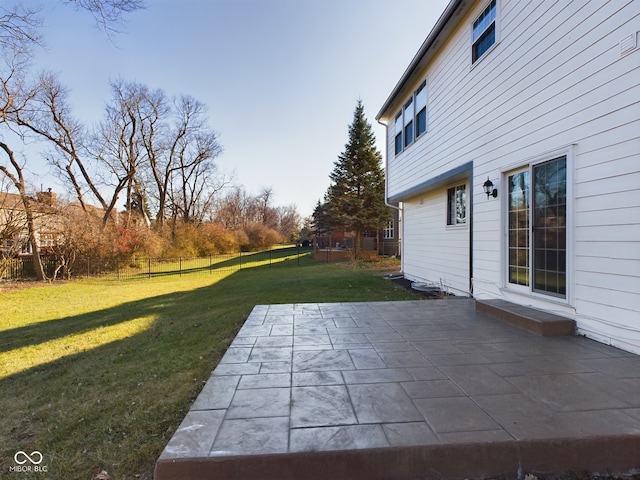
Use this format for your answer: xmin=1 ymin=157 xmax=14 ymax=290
xmin=507 ymin=156 xmax=567 ymax=298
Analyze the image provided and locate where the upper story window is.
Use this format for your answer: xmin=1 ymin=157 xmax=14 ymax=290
xmin=404 ymin=98 xmax=414 ymax=147
xmin=415 ymin=81 xmax=427 ymax=137
xmin=472 ymin=0 xmax=496 ymax=63
xmin=394 ymin=80 xmax=427 ymax=155
xmin=394 ymin=112 xmax=403 ymax=155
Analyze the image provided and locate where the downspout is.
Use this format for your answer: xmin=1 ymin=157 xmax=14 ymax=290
xmin=377 ymin=119 xmax=403 ymax=265
xmin=468 ymin=173 xmax=474 ymax=298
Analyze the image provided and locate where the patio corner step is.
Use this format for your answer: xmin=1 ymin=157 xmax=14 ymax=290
xmin=475 ymin=299 xmax=575 ymax=336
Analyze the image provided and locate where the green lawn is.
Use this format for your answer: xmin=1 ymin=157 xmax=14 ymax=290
xmin=0 ymin=259 xmax=420 ymax=479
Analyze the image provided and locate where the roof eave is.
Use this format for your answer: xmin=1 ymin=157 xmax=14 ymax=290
xmin=376 ymin=0 xmax=470 ymax=121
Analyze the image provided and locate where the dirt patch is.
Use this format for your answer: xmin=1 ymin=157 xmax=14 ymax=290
xmin=387 ymin=275 xmax=449 ymax=299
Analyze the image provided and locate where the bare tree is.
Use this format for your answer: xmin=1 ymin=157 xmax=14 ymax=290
xmin=276 ymin=204 xmax=301 ymax=241
xmin=92 ymin=79 xmax=149 ymax=226
xmin=0 ymin=0 xmax=144 ymax=280
xmin=65 ymin=0 xmax=145 ymax=35
xmin=13 ymin=72 xmax=109 ymax=215
xmin=213 ymin=186 xmax=249 ymax=230
xmin=0 ymin=180 xmax=27 ymax=278
xmin=0 ymin=142 xmax=46 ymax=279
xmin=0 ymin=43 xmax=48 ymax=279
xmin=168 ymin=133 xmax=225 ymax=225
xmin=143 ymin=94 xmax=224 ymax=226
xmin=0 ymin=4 xmax=42 ymax=54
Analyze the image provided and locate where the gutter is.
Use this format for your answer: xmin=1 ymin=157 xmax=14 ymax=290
xmin=376 ymin=118 xmax=400 ymax=212
xmin=377 ymin=118 xmax=403 ymax=263
xmin=376 ymin=0 xmax=467 ymax=121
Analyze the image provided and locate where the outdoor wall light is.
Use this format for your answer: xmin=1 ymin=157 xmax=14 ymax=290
xmin=483 ymin=177 xmax=498 ymax=199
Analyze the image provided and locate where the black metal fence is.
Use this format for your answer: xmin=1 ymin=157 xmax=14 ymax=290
xmin=1 ymin=246 xmax=317 ymax=281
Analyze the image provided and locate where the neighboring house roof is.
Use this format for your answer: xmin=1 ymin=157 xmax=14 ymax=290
xmin=0 ymin=192 xmax=24 ymax=210
xmin=0 ymin=191 xmax=58 ymax=214
xmin=377 ymin=0 xmax=471 ymax=121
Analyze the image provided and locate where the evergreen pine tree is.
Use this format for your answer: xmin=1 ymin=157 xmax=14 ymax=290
xmin=323 ymin=100 xmax=389 ymax=259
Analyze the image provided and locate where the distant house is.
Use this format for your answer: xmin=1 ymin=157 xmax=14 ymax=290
xmin=379 ymin=203 xmax=401 ymax=257
xmin=0 ymin=190 xmax=60 ymax=257
xmin=313 ymin=205 xmax=401 ymax=260
xmin=377 ymin=1 xmax=639 ymax=353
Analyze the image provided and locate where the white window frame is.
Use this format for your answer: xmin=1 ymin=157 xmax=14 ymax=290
xmin=415 ymin=81 xmax=427 ymax=138
xmin=403 ymin=97 xmax=414 ymax=148
xmin=501 ymin=145 xmax=575 ymax=306
xmin=394 ymin=112 xmax=403 ymax=155
xmin=383 ymin=219 xmax=394 ymax=239
xmin=471 ymin=0 xmax=498 ymax=65
xmin=446 ymin=184 xmax=467 ymax=226
xmin=393 ymin=79 xmax=428 ymax=155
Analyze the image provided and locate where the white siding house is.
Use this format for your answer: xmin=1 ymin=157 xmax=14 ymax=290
xmin=377 ymin=0 xmax=640 ymax=353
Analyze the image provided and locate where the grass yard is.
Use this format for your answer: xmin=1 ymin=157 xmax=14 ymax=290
xmin=0 ymin=259 xmax=420 ymax=479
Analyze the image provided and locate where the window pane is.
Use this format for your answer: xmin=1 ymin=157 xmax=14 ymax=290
xmin=472 ymin=0 xmax=496 ymax=63
xmin=473 ymin=23 xmax=495 ymax=62
xmin=404 ymin=98 xmax=413 ymax=126
xmin=473 ymin=0 xmax=496 ymax=41
xmin=404 ymin=121 xmax=414 ymax=146
xmin=395 ymin=112 xmax=402 ymax=134
xmin=456 ymin=185 xmax=466 ymax=223
xmin=395 ymin=112 xmax=403 ymax=154
xmin=395 ymin=133 xmax=403 ymax=155
xmin=532 ymin=156 xmax=567 ymax=297
xmin=508 ymin=171 xmax=530 ymax=286
xmin=447 ymin=187 xmax=455 ymax=225
xmin=416 ymin=107 xmax=427 ymax=136
xmin=416 ymin=82 xmax=426 ymax=109
xmin=447 ymin=185 xmax=466 ymax=225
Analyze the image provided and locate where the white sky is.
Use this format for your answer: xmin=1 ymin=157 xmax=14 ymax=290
xmin=19 ymin=0 xmax=450 ymax=217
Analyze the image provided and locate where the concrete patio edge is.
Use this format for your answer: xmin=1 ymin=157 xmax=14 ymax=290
xmin=155 ymin=434 xmax=640 ymax=480
xmin=155 ymin=299 xmax=640 ymax=480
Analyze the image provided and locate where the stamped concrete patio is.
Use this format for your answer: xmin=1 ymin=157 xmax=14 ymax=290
xmin=155 ymin=299 xmax=640 ymax=480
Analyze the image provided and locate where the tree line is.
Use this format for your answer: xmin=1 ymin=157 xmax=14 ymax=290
xmin=0 ymin=2 xmax=302 ymax=280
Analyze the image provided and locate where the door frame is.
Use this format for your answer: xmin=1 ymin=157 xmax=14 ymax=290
xmin=500 ymin=145 xmax=575 ymax=306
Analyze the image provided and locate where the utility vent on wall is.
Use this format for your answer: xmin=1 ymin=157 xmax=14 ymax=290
xmin=620 ymin=32 xmax=637 ymax=56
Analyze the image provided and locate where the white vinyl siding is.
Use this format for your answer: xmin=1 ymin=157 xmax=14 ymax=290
xmin=403 ymin=187 xmax=470 ymax=296
xmin=384 ymin=0 xmax=640 ymax=353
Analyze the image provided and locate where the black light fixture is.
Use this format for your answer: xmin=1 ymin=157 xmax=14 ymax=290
xmin=483 ymin=177 xmax=498 ymax=199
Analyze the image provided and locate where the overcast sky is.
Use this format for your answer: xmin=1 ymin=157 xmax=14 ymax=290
xmin=21 ymin=0 xmax=450 ymax=217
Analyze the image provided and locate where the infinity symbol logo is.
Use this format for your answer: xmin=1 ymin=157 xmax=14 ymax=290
xmin=14 ymin=451 xmax=43 ymax=465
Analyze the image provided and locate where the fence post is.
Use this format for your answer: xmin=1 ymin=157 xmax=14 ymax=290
xmin=210 ymin=255 xmax=212 ymax=273
xmin=297 ymin=243 xmax=300 ymax=267
xmin=239 ymin=251 xmax=242 ymax=270
xmin=148 ymin=258 xmax=151 ymax=279
xmin=180 ymin=257 xmax=182 ymax=277
xmin=269 ymin=249 xmax=272 ymax=268
xmin=117 ymin=259 xmax=120 ymax=281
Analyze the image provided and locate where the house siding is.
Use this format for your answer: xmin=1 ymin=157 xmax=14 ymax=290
xmin=403 ymin=184 xmax=470 ymax=296
xmin=381 ymin=0 xmax=640 ymax=353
